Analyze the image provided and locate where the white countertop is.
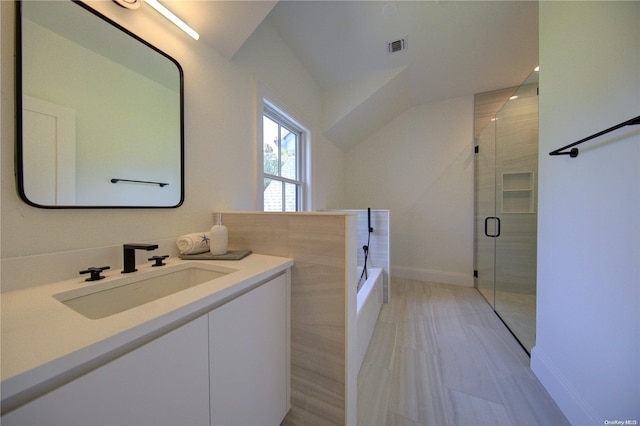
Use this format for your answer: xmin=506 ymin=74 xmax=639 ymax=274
xmin=1 ymin=254 xmax=293 ymax=411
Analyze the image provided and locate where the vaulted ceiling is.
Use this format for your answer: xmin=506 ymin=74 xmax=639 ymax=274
xmin=166 ymin=1 xmax=539 ymax=150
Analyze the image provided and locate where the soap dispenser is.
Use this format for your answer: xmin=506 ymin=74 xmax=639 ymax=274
xmin=210 ymin=213 xmax=228 ymax=255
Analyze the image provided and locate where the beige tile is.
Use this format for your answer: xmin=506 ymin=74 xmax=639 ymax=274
xmin=358 ymin=278 xmax=569 ymax=426
xmin=378 ymin=292 xmax=407 ymax=324
xmin=494 ymin=290 xmax=536 ymax=352
xmin=291 ymin=327 xmax=345 ymax=377
xmin=449 ymin=389 xmax=512 ymax=426
xmin=288 ymin=364 xmax=345 ymax=425
xmin=385 ymin=411 xmax=423 ymax=426
xmin=451 ymin=285 xmax=496 ymax=315
xmin=435 ymin=332 xmax=503 ymax=404
xmin=463 ymin=310 xmax=507 ymax=333
xmin=288 ymin=214 xmax=346 ymax=234
xmin=291 ymin=266 xmax=345 ymax=327
xmin=222 ymin=212 xmax=352 ymax=425
xmin=470 ymin=324 xmax=531 ymax=379
xmin=288 ymin=215 xmax=345 ymax=258
xmin=493 ymin=373 xmax=570 ymax=426
xmin=395 ymin=315 xmax=437 ymax=355
xmin=474 ymin=86 xmax=518 ymax=138
xmin=361 ymin=320 xmax=398 ymax=370
xmin=358 ymin=362 xmax=391 ymax=426
xmin=224 ymin=213 xmax=289 ymax=257
xmin=386 ymin=346 xmax=453 ymax=425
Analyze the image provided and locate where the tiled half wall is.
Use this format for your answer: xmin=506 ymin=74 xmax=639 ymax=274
xmin=221 ymin=212 xmax=358 ymax=425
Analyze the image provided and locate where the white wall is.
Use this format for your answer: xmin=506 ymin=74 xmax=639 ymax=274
xmin=532 ymin=2 xmax=640 ymax=424
xmin=230 ymin=19 xmax=346 ymax=211
xmin=1 ymin=1 xmax=344 ymax=259
xmin=345 ymin=96 xmax=475 ymax=286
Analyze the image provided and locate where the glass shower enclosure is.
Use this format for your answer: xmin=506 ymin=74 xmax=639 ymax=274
xmin=474 ymin=70 xmax=539 ymax=354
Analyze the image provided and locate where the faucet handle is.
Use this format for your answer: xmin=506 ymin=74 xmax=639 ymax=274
xmin=148 ymin=255 xmax=169 ymax=267
xmin=80 ymin=266 xmax=110 ymax=282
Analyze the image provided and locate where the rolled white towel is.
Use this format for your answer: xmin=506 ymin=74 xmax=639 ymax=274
xmin=176 ymin=232 xmax=210 ymax=255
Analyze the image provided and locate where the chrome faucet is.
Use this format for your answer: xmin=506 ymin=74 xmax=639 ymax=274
xmin=122 ymin=243 xmax=158 ymax=273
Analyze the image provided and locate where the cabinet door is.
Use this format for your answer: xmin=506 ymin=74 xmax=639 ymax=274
xmin=209 ymin=274 xmax=289 ymax=426
xmin=3 ymin=316 xmax=210 ymax=426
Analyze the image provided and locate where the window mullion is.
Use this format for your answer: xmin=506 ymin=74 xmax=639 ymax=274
xmin=277 ymin=123 xmax=282 ymax=177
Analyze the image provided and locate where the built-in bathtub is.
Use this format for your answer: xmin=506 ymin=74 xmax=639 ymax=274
xmin=356 ymin=266 xmax=383 ymax=372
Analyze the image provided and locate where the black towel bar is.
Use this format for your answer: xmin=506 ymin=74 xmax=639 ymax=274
xmin=110 ymin=178 xmax=168 ymax=187
xmin=549 ymin=115 xmax=640 ymax=158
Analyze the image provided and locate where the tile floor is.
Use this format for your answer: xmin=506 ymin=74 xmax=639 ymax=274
xmin=477 ymin=288 xmax=537 ymax=353
xmin=357 ymin=278 xmax=569 ymax=426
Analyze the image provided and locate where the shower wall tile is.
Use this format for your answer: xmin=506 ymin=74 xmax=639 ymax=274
xmin=474 ymin=86 xmax=519 ymax=139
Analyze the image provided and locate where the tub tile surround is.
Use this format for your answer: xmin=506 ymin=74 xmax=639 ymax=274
xmin=222 ymin=212 xmax=359 ymax=425
xmin=331 ymin=209 xmax=391 ymax=302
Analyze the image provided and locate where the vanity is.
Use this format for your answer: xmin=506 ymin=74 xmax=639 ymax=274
xmin=1 ymin=254 xmax=293 ymax=426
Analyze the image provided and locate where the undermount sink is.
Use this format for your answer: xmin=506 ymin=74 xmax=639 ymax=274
xmin=54 ymin=264 xmax=236 ymax=319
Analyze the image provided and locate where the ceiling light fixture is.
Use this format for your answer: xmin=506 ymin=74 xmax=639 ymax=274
xmin=145 ymin=0 xmax=199 ymax=40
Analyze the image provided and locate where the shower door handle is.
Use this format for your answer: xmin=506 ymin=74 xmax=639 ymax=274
xmin=484 ymin=217 xmax=501 ymax=238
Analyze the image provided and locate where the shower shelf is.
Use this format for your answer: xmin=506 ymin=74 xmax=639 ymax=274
xmin=502 ymin=172 xmax=534 ymax=213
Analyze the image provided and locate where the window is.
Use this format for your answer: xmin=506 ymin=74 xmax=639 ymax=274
xmin=262 ymin=104 xmax=305 ymax=211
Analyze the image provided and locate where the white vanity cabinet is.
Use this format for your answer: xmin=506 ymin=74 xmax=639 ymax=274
xmin=3 ymin=315 xmax=211 ymax=426
xmin=209 ymin=272 xmax=289 ymax=425
xmin=2 ymin=271 xmax=291 ymax=426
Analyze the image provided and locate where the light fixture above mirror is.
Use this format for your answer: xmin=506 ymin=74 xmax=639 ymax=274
xmin=113 ymin=0 xmax=199 ymax=40
xmin=113 ymin=0 xmax=142 ymax=10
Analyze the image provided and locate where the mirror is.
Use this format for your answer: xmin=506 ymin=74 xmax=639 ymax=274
xmin=17 ymin=0 xmax=184 ymax=208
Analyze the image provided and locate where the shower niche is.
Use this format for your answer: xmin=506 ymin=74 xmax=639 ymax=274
xmin=502 ymin=172 xmax=535 ymax=213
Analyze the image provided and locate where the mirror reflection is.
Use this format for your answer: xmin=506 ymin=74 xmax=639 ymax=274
xmin=18 ymin=0 xmax=184 ymax=208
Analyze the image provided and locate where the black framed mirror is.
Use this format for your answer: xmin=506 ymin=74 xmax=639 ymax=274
xmin=16 ymin=0 xmax=184 ymax=208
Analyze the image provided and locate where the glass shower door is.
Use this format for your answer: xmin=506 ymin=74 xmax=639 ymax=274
xmin=493 ymin=72 xmax=538 ymax=353
xmin=475 ymin=70 xmax=538 ymax=354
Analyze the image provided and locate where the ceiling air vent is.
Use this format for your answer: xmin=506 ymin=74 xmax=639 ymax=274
xmin=387 ymin=37 xmax=408 ymax=55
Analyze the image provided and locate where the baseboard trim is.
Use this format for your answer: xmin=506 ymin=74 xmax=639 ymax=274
xmin=531 ymin=347 xmax=601 ymax=425
xmin=391 ymin=265 xmax=473 ymax=287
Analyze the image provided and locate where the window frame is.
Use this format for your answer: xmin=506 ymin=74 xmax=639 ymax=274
xmin=257 ymin=91 xmax=310 ymax=212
